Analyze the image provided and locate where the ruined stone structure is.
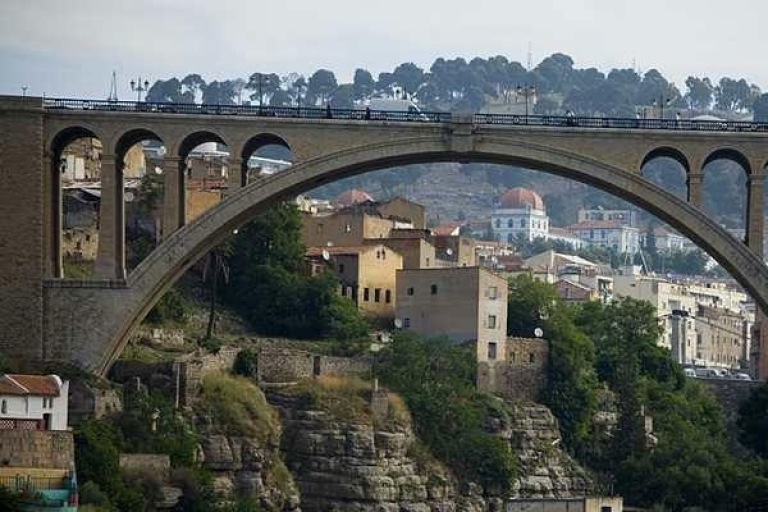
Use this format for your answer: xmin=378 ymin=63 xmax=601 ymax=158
xmin=478 ymin=337 xmax=550 ymax=402
xmin=1 ymin=95 xmax=768 ymax=375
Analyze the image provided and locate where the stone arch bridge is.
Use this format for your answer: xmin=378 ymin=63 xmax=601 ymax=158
xmin=1 ymin=95 xmax=767 ymax=375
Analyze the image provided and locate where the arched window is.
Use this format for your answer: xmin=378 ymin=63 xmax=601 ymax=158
xmin=495 ymin=219 xmax=501 ymax=229
xmin=520 ymin=219 xmax=525 ymax=228
xmin=507 ymin=219 xmax=514 ymax=228
xmin=1 ymin=400 xmax=6 ymax=414
xmin=507 ymin=233 xmax=515 ymax=244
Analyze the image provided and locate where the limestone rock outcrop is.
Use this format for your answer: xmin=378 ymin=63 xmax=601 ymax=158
xmin=493 ymin=404 xmax=594 ymax=498
xmin=267 ymin=390 xmax=489 ymax=512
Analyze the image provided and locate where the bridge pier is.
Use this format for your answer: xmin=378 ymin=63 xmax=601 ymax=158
xmin=746 ymin=173 xmax=765 ymax=255
xmin=687 ymin=172 xmax=704 ymax=208
xmin=94 ymin=154 xmax=126 ymax=280
xmin=162 ymin=156 xmax=185 ymax=239
xmin=227 ymin=158 xmax=245 ymax=190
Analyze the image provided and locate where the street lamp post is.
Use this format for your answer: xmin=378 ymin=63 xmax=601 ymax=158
xmin=130 ymin=77 xmax=150 ymax=102
xmin=517 ymin=83 xmax=536 ymax=120
xmin=296 ymin=82 xmax=304 ymax=115
xmin=254 ymin=72 xmax=263 ymax=114
xmin=653 ymin=96 xmax=672 ymax=120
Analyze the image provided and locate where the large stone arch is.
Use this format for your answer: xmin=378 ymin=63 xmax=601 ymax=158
xmin=45 ymin=135 xmax=768 ymax=375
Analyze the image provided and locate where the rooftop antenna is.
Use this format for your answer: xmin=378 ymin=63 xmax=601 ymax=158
xmin=107 ymin=70 xmax=119 ymax=102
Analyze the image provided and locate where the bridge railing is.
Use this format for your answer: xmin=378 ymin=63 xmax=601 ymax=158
xmin=42 ymin=98 xmax=452 ymax=123
xmin=43 ymin=98 xmax=768 ymax=132
xmin=473 ymin=112 xmax=768 ymax=132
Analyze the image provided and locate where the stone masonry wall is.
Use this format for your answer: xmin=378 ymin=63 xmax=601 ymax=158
xmin=0 ymin=430 xmax=74 ymax=470
xmin=478 ymin=338 xmax=549 ymax=402
xmin=257 ymin=346 xmax=372 ymax=384
xmin=0 ymin=97 xmax=45 ymax=366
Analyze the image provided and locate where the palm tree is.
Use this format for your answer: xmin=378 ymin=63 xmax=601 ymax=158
xmin=202 ymin=241 xmax=233 ymax=340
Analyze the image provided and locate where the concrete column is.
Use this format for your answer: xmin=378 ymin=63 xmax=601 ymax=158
xmin=162 ymin=156 xmax=185 ymax=239
xmin=687 ymin=172 xmax=704 ymax=208
xmin=746 ymin=173 xmax=765 ymax=257
xmin=94 ymin=154 xmax=126 ymax=280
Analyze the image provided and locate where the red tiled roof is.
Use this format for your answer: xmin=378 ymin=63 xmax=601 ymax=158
xmin=334 ymin=189 xmax=373 ymax=207
xmin=0 ymin=374 xmax=61 ymax=397
xmin=499 ymin=188 xmax=545 ymax=210
xmin=432 ymin=224 xmax=461 ymax=237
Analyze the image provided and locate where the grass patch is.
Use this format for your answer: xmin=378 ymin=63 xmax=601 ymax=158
xmin=284 ymin=375 xmax=373 ymax=425
xmin=199 ymin=373 xmax=279 ymax=443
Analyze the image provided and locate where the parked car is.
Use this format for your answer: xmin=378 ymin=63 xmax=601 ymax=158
xmin=732 ymin=373 xmax=752 ymax=381
xmin=694 ymin=368 xmax=725 ymax=378
xmin=683 ymin=368 xmax=697 ymax=378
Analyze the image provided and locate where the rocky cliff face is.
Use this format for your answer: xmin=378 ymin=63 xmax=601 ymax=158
xmin=198 ymin=431 xmax=301 ymax=511
xmin=194 ymin=375 xmax=302 ymax=511
xmin=267 ymin=390 xmax=494 ymax=512
xmin=494 ymin=404 xmax=594 ymax=498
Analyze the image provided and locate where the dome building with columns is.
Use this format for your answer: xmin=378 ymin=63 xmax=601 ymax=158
xmin=491 ymin=188 xmax=550 ymax=243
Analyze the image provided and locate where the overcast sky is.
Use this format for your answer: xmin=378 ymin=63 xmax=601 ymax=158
xmin=2 ymin=0 xmax=766 ymax=99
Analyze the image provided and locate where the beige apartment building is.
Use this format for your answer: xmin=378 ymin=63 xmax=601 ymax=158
xmin=695 ymin=305 xmax=749 ymax=369
xmin=374 ymin=236 xmax=436 ymax=269
xmin=301 ymin=211 xmax=395 ymax=248
xmin=396 ymin=267 xmax=508 ymax=361
xmin=307 ymin=244 xmax=403 ymax=320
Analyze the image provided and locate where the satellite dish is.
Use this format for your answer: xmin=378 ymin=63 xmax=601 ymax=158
xmin=534 ymin=328 xmax=544 ymax=338
xmin=394 ymin=318 xmax=403 ymax=329
xmin=321 ymin=249 xmax=330 ymax=261
xmin=446 ymin=248 xmax=454 ymax=256
xmin=154 ymin=166 xmax=163 ymax=175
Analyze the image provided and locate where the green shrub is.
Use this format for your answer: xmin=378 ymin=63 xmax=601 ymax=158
xmin=0 ymin=486 xmax=22 ymax=512
xmin=377 ymin=333 xmax=517 ymax=490
xmin=145 ymin=287 xmax=188 ymax=325
xmin=233 ymin=348 xmax=258 ymax=378
xmin=79 ymin=481 xmax=112 ymax=509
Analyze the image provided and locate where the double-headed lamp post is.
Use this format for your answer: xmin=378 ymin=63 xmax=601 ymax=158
xmin=653 ymin=96 xmax=672 ymax=120
xmin=517 ymin=83 xmax=536 ymax=119
xmin=130 ymin=78 xmax=150 ymax=102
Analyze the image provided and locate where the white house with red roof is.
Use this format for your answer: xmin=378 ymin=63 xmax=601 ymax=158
xmin=0 ymin=374 xmax=69 ymax=431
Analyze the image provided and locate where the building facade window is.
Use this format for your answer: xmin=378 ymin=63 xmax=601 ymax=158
xmin=403 ymin=318 xmax=410 ymax=328
xmin=430 ymin=284 xmax=438 ymax=295
xmin=374 ymin=288 xmax=381 ymax=302
xmin=1 ymin=400 xmax=5 ymax=414
xmin=487 ymin=315 xmax=497 ymax=329
xmin=363 ymin=288 xmax=370 ymax=301
xmin=407 ymin=287 xmax=414 ymax=296
xmin=338 ymin=263 xmax=344 ymax=273
xmin=385 ymin=290 xmax=391 ymax=303
xmin=488 ymin=286 xmax=498 ymax=299
xmin=488 ymin=342 xmax=497 ymax=360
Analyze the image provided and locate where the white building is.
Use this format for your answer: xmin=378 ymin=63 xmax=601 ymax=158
xmin=642 ymin=227 xmax=688 ymax=252
xmin=491 ymin=188 xmax=550 ymax=243
xmin=569 ymin=220 xmax=640 ymax=254
xmin=0 ymin=374 xmax=69 ymax=431
xmin=578 ymin=207 xmax=637 ymax=227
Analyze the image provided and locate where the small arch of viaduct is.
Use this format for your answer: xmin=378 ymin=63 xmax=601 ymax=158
xmin=39 ymin=120 xmax=768 ymax=375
